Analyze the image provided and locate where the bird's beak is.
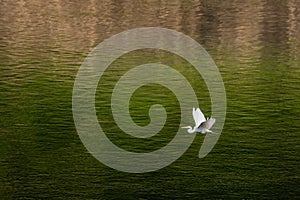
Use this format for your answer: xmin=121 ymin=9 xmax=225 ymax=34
xmin=181 ymin=126 xmax=189 ymax=129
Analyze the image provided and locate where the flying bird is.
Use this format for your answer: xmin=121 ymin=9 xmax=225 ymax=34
xmin=182 ymin=107 xmax=217 ymax=134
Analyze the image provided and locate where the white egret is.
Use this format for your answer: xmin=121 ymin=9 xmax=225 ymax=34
xmin=182 ymin=107 xmax=217 ymax=134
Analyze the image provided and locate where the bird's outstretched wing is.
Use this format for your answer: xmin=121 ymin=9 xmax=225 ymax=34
xmin=192 ymin=107 xmax=206 ymax=128
xmin=199 ymin=118 xmax=216 ymax=129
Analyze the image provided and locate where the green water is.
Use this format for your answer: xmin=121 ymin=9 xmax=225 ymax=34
xmin=1 ymin=0 xmax=299 ymax=199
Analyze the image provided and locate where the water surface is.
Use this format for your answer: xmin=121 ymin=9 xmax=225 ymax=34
xmin=1 ymin=0 xmax=299 ymax=199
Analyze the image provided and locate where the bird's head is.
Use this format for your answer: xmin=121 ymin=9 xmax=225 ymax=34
xmin=181 ymin=126 xmax=194 ymax=133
